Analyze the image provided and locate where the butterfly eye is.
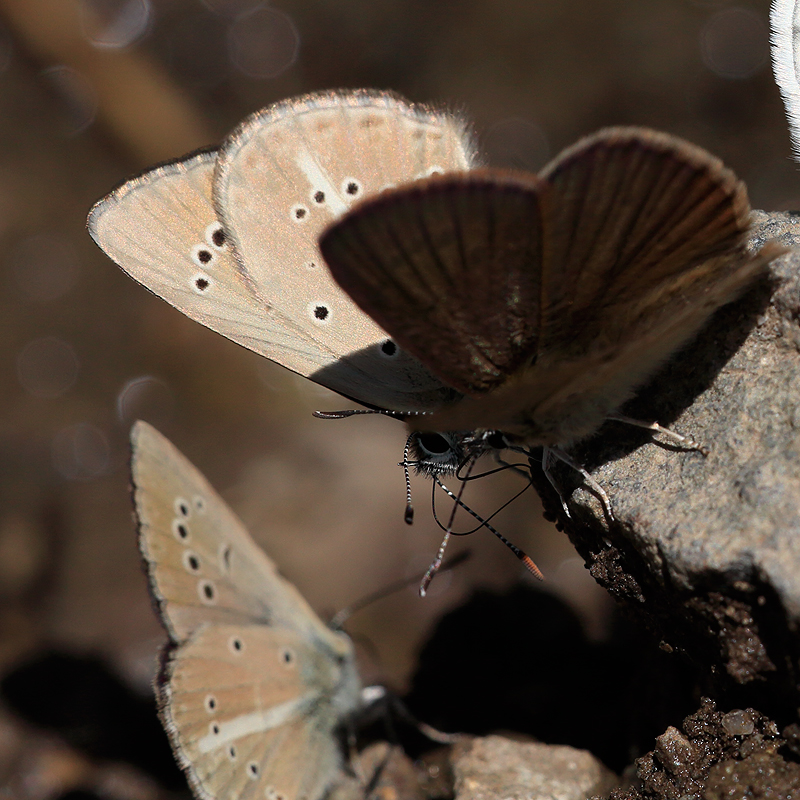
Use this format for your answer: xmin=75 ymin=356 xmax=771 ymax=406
xmin=416 ymin=432 xmax=453 ymax=456
xmin=342 ymin=178 xmax=361 ymax=197
xmin=290 ymin=203 xmax=309 ymax=222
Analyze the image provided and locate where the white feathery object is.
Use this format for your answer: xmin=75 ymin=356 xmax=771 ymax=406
xmin=771 ymin=0 xmax=800 ymax=159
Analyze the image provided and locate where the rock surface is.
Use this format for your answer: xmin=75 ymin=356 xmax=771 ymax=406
xmin=609 ymin=698 xmax=799 ymax=800
xmin=451 ymin=735 xmax=618 ymax=800
xmin=535 ymin=211 xmax=800 ymax=703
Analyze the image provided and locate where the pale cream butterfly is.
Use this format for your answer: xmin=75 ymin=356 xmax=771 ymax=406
xmin=131 ymin=420 xmax=367 ymax=800
xmin=771 ymin=0 xmax=800 ymax=159
xmin=87 ymin=89 xmax=475 ymax=415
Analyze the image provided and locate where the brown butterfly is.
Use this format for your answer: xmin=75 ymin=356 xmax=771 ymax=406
xmin=319 ymin=127 xmax=784 ymax=516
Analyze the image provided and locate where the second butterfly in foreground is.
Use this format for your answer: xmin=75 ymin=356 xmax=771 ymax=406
xmin=320 ymin=127 xmax=785 ymax=511
xmin=131 ymin=421 xmax=383 ymax=800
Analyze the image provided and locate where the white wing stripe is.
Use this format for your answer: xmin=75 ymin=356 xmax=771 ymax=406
xmin=197 ymin=696 xmax=314 ymax=753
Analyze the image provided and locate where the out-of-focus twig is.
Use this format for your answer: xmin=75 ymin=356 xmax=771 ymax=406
xmin=0 ymin=0 xmax=215 ymax=164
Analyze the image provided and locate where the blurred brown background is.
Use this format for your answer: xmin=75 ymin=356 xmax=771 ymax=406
xmin=0 ymin=0 xmax=793 ymax=792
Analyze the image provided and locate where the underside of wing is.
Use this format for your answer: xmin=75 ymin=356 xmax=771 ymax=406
xmin=320 ymin=170 xmax=546 ymax=395
xmin=159 ymin=624 xmax=357 ymax=800
xmin=771 ymin=0 xmax=800 ymax=158
xmin=418 ymin=241 xmax=784 ymax=444
xmin=130 ymin=421 xmax=342 ymax=648
xmin=215 ymin=90 xmax=478 ymax=411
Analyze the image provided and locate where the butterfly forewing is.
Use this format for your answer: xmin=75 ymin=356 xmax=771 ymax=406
xmin=320 ymin=171 xmax=545 ymax=395
xmin=130 ymin=422 xmax=361 ymax=800
xmin=215 ymin=90 xmax=478 ymax=411
xmin=87 ymin=152 xmax=310 ymax=365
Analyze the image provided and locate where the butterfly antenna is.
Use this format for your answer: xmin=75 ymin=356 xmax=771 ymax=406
xmin=402 ymin=434 xmax=415 ymax=524
xmin=432 ymin=475 xmax=543 ymax=582
xmin=419 ymin=459 xmax=475 ymax=597
xmin=313 ymin=408 xmax=407 ymax=420
xmin=329 ymin=550 xmax=471 ymax=630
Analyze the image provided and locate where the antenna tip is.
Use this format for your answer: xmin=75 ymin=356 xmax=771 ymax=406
xmin=521 ymin=553 xmax=545 ymax=581
xmin=404 ymin=506 xmax=414 ymax=524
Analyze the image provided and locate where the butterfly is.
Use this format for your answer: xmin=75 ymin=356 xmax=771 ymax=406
xmin=131 ymin=420 xmax=364 ymax=800
xmin=771 ymin=0 xmax=800 ymax=160
xmin=319 ymin=126 xmax=785 ymax=512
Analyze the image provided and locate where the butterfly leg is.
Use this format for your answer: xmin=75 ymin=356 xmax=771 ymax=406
xmin=541 ymin=447 xmax=573 ymax=518
xmin=544 ymin=446 xmax=616 ymax=522
xmin=607 ymin=412 xmax=708 ymax=455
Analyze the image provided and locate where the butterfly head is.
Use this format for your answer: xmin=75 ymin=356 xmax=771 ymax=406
xmin=406 ymin=429 xmax=510 ymax=478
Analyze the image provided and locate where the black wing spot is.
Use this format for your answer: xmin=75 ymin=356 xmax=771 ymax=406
xmin=380 ymin=340 xmax=397 ymax=357
xmin=184 ymin=552 xmax=201 ymax=573
xmin=198 ymin=249 xmax=212 ymax=264
xmin=195 ymin=277 xmax=210 ymax=291
xmin=199 ymin=580 xmax=216 ymax=603
xmin=346 ymin=181 xmax=360 ymax=195
xmin=220 ymin=543 xmax=232 ymax=572
xmin=173 ymin=520 xmax=189 ymax=541
xmin=291 ymin=204 xmax=309 ymax=221
xmin=176 ymin=499 xmax=190 ymax=517
xmin=314 ymin=190 xmax=325 ymax=204
xmin=212 ymin=228 xmax=225 ymax=247
xmin=312 ymin=304 xmax=329 ymax=321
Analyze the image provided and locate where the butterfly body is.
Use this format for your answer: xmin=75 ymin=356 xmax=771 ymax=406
xmin=131 ymin=421 xmax=362 ymax=800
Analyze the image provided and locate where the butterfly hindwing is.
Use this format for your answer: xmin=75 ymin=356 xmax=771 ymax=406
xmin=161 ymin=624 xmax=349 ymax=800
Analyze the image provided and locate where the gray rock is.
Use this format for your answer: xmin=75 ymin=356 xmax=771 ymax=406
xmin=452 ymin=735 xmax=618 ymax=800
xmin=536 ymin=211 xmax=800 ymax=696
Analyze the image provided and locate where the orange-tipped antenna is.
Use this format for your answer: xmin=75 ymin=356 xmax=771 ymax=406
xmin=431 ymin=474 xmax=544 ymax=583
